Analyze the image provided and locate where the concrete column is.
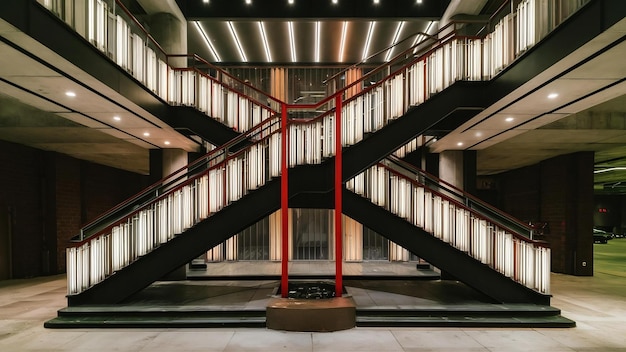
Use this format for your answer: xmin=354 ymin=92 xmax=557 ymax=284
xmin=138 ymin=0 xmax=187 ymax=67
xmin=438 ymin=150 xmax=477 ymax=193
xmin=540 ymin=152 xmax=594 ymax=276
xmin=439 ymin=150 xmax=465 ymax=190
xmin=159 ymin=149 xmax=189 ymax=280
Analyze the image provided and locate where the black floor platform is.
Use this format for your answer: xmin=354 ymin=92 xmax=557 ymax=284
xmin=45 ymin=275 xmax=575 ymax=328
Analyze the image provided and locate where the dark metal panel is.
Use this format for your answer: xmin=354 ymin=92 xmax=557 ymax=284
xmin=177 ymin=0 xmax=450 ymax=20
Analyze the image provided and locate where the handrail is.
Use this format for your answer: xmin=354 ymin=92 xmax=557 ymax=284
xmin=322 ymin=29 xmax=438 ymax=85
xmin=378 ymin=162 xmax=547 ymax=247
xmin=384 ymin=155 xmax=536 ymax=239
xmin=72 ymin=122 xmax=280 ymax=247
xmin=112 ymin=0 xmax=167 ymax=57
xmin=288 ymin=32 xmax=470 ymax=127
xmin=76 ymin=110 xmax=281 ymax=241
xmin=169 ymin=53 xmax=285 ymax=106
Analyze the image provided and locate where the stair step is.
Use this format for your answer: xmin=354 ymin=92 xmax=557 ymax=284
xmin=44 ymin=315 xmax=266 ymax=329
xmin=356 ymin=304 xmax=563 ymax=318
xmin=356 ymin=314 xmax=576 ymax=328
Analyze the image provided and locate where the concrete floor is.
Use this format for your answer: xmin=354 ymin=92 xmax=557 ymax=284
xmin=1 ymin=240 xmax=626 ymax=351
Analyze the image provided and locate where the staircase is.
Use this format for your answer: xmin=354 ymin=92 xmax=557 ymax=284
xmin=33 ymin=0 xmax=622 ymax=327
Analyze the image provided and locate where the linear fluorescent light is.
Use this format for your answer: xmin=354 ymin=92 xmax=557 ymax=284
xmin=288 ymin=21 xmax=296 ymax=62
xmin=258 ymin=22 xmax=272 ymax=62
xmin=594 ymin=167 xmax=626 ymax=174
xmin=362 ymin=21 xmax=376 ymax=62
xmin=413 ymin=20 xmax=434 ymax=53
xmin=315 ymin=21 xmax=321 ymax=63
xmin=339 ymin=21 xmax=348 ymax=62
xmin=227 ymin=21 xmax=247 ymax=62
xmin=384 ymin=21 xmax=404 ymax=62
xmin=194 ymin=21 xmax=221 ymax=62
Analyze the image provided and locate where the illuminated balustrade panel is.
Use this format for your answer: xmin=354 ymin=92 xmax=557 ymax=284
xmin=347 ymin=165 xmax=551 ymax=294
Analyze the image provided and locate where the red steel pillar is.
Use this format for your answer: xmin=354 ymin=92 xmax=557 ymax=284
xmin=281 ymin=103 xmax=289 ymax=298
xmin=335 ymin=95 xmax=343 ymax=297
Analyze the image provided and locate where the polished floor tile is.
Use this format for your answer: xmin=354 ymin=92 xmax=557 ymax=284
xmin=1 ymin=240 xmax=626 ymax=351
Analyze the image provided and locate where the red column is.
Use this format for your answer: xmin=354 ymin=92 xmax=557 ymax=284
xmin=335 ymin=96 xmax=343 ymax=297
xmin=281 ymin=104 xmax=289 ymax=298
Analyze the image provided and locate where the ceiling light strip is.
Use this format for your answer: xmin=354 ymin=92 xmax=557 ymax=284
xmin=227 ymin=21 xmax=247 ymax=62
xmin=288 ymin=21 xmax=297 ymax=63
xmin=413 ymin=20 xmax=434 ymax=53
xmin=339 ymin=21 xmax=348 ymax=62
xmin=362 ymin=21 xmax=376 ymax=62
xmin=258 ymin=22 xmax=272 ymax=62
xmin=315 ymin=21 xmax=321 ymax=63
xmin=385 ymin=21 xmax=405 ymax=62
xmin=194 ymin=21 xmax=221 ymax=62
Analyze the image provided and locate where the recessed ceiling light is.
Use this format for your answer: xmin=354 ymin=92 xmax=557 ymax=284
xmin=339 ymin=21 xmax=348 ymax=62
xmin=203 ymin=0 xmax=209 ymax=3
xmin=475 ymin=132 xmax=483 ymax=137
xmin=65 ymin=91 xmax=76 ymax=97
xmin=416 ymin=0 xmax=422 ymax=3
xmin=385 ymin=21 xmax=405 ymax=62
xmin=288 ymin=21 xmax=296 ymax=62
xmin=373 ymin=0 xmax=379 ymax=3
xmin=548 ymin=93 xmax=559 ymax=99
xmin=315 ymin=21 xmax=321 ymax=63
xmin=288 ymin=0 xmax=294 ymax=4
xmin=227 ymin=21 xmax=247 ymax=62
xmin=245 ymin=0 xmax=252 ymax=4
xmin=362 ymin=21 xmax=376 ymax=61
xmin=505 ymin=117 xmax=514 ymax=122
xmin=258 ymin=22 xmax=272 ymax=62
xmin=164 ymin=141 xmax=171 ymax=145
xmin=194 ymin=21 xmax=221 ymax=62
xmin=113 ymin=116 xmax=121 ymax=121
xmin=143 ymin=132 xmax=150 ymax=137
xmin=332 ymin=0 xmax=338 ymax=4
xmin=457 ymin=142 xmax=463 ymax=146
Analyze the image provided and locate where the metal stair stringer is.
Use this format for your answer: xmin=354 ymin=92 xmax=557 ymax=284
xmin=343 ymin=189 xmax=551 ymax=305
xmin=67 ymin=180 xmax=281 ymax=306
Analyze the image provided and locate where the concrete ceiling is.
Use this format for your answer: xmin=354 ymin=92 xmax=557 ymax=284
xmin=0 ymin=1 xmax=625 ymax=195
xmin=0 ymin=17 xmax=200 ymax=175
xmin=430 ymin=16 xmax=626 ymax=193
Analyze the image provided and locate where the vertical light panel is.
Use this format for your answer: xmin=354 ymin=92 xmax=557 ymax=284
xmin=339 ymin=21 xmax=348 ymax=62
xmin=194 ymin=21 xmax=221 ymax=62
xmin=362 ymin=22 xmax=376 ymax=62
xmin=288 ymin=21 xmax=297 ymax=62
xmin=258 ymin=22 xmax=272 ymax=62
xmin=315 ymin=21 xmax=321 ymax=63
xmin=385 ymin=21 xmax=404 ymax=62
xmin=227 ymin=21 xmax=248 ymax=62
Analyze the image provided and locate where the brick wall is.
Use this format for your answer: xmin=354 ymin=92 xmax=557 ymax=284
xmin=0 ymin=141 xmax=44 ymax=278
xmin=493 ymin=152 xmax=594 ymax=276
xmin=0 ymin=140 xmax=148 ymax=278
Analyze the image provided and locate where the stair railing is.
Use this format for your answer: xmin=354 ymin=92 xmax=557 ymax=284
xmin=59 ymin=0 xmax=590 ymax=296
xmin=383 ymin=155 xmax=536 ymax=239
xmin=67 ymin=113 xmax=281 ymax=294
xmin=346 ymin=163 xmax=551 ymax=294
